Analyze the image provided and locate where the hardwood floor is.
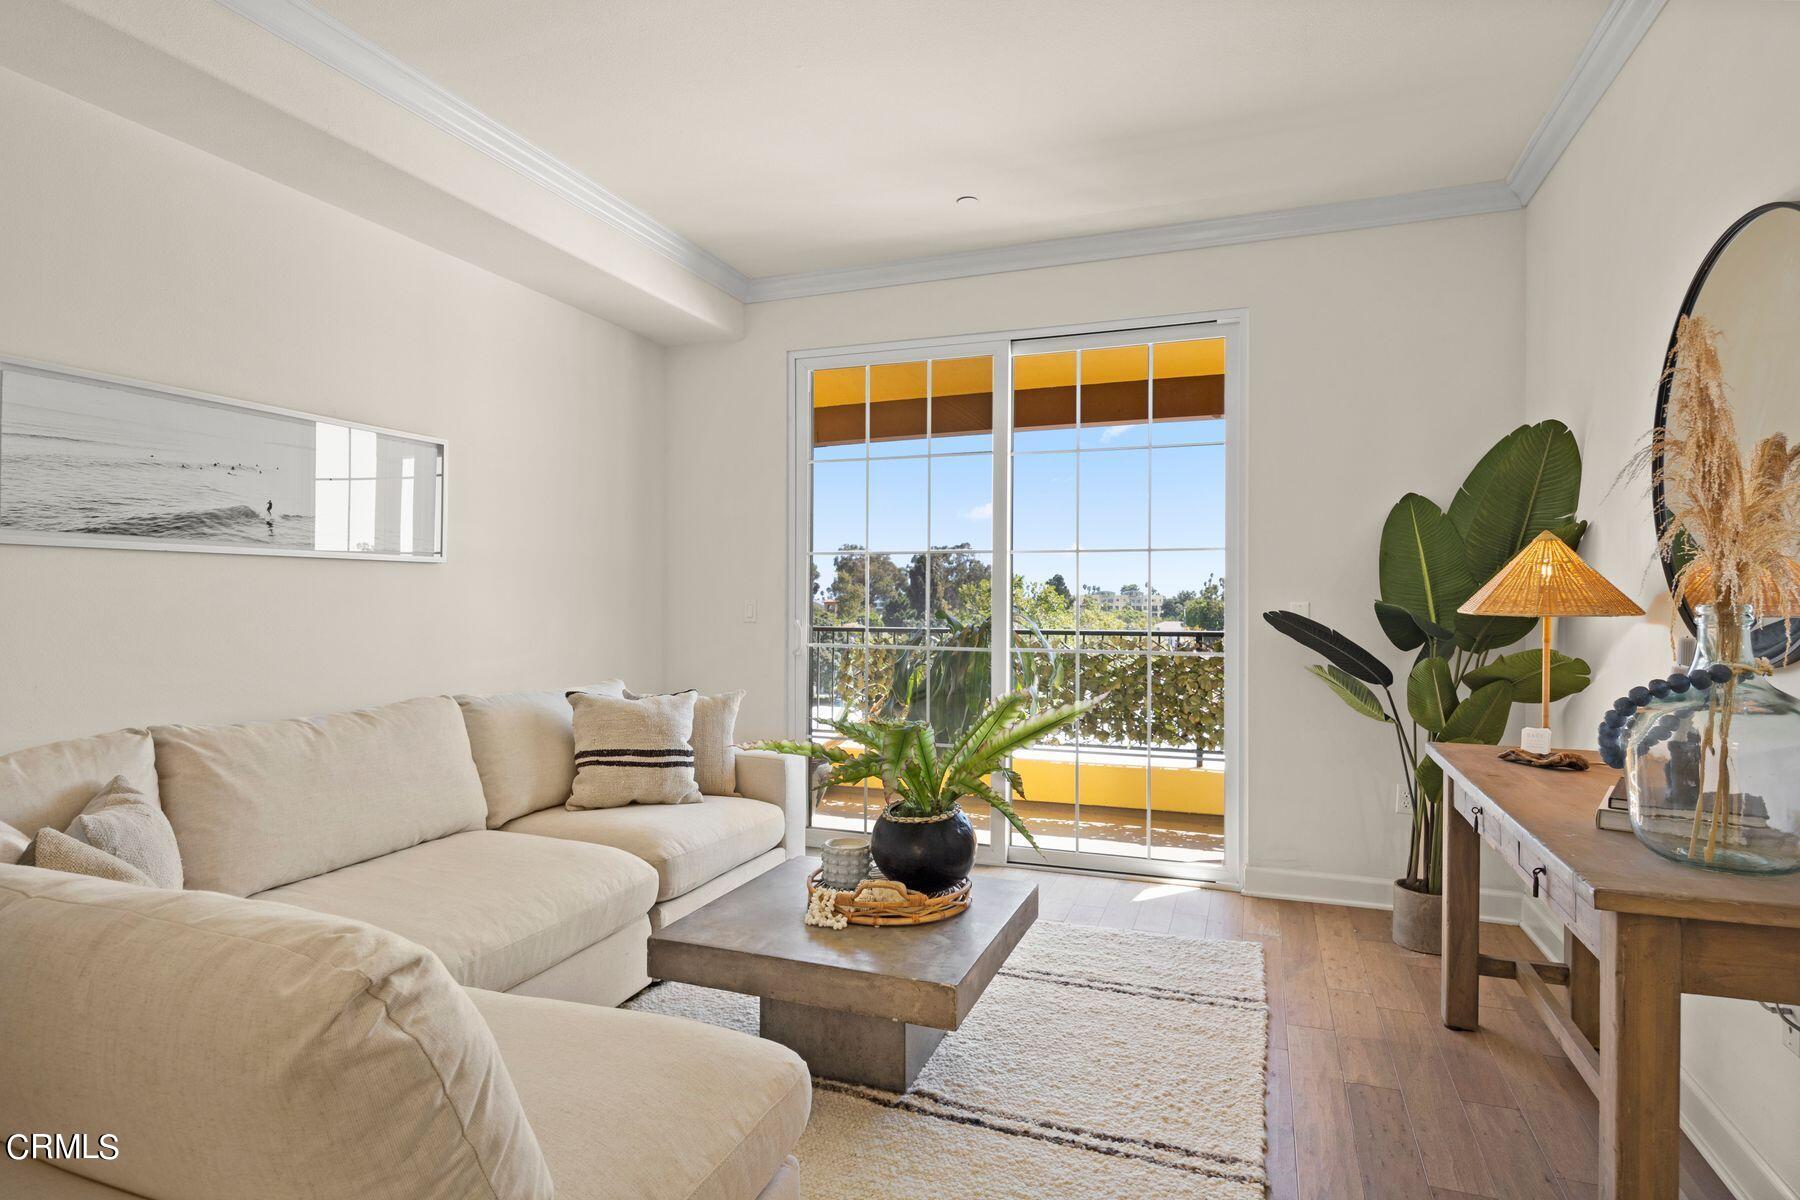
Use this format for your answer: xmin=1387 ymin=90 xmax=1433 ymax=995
xmin=974 ymin=866 xmax=1737 ymax=1200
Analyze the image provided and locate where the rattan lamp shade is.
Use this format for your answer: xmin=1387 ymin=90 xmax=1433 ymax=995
xmin=1460 ymin=530 xmax=1643 ymax=741
xmin=1458 ymin=530 xmax=1644 ymax=619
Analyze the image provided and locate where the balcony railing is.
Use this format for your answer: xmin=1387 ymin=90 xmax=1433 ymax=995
xmin=804 ymin=623 xmax=1226 ymax=862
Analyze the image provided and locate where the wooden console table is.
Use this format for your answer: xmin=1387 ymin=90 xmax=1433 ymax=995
xmin=1430 ymin=742 xmax=1800 ymax=1200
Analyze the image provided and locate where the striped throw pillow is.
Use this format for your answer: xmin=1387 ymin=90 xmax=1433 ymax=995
xmin=624 ymin=687 xmax=744 ymax=796
xmin=566 ymin=690 xmax=702 ymax=808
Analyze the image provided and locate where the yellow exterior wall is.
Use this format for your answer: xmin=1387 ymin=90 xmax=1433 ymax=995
xmin=1014 ymin=759 xmax=1224 ymax=816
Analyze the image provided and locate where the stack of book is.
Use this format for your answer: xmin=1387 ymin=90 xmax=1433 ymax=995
xmin=1596 ymin=777 xmax=1631 ymax=831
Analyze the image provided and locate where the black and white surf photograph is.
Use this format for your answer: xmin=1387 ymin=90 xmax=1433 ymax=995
xmin=0 ymin=363 xmax=443 ymax=558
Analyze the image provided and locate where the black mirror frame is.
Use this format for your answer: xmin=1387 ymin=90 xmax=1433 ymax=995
xmin=1653 ymin=200 xmax=1800 ymax=667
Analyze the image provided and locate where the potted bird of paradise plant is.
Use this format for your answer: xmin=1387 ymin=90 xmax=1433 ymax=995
xmin=755 ymin=691 xmax=1090 ymax=894
xmin=1264 ymin=420 xmax=1595 ymax=951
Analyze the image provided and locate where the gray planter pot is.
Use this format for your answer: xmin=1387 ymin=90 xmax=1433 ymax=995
xmin=1390 ymin=879 xmax=1442 ymax=956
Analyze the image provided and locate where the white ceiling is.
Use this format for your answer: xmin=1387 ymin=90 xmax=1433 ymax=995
xmin=309 ymin=0 xmax=1611 ymax=280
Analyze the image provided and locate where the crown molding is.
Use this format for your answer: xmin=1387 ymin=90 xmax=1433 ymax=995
xmin=211 ymin=0 xmax=752 ymax=300
xmin=1505 ymin=0 xmax=1667 ymax=205
xmin=209 ymin=0 xmax=1662 ymax=310
xmin=745 ymin=182 xmax=1523 ymax=302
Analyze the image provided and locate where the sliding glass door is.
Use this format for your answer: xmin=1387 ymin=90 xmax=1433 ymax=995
xmin=800 ymin=342 xmax=1007 ymax=841
xmin=1007 ymin=325 xmax=1228 ymax=873
xmin=792 ymin=318 xmax=1237 ymax=880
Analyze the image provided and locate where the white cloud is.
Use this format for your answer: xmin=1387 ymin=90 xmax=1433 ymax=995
xmin=962 ymin=501 xmax=993 ymax=521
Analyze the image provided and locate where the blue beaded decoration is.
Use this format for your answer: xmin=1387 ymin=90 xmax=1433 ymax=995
xmin=1594 ymin=664 xmax=1744 ymax=769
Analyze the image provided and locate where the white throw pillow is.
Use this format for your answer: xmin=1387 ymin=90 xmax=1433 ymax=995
xmin=32 ymin=827 xmax=155 ymax=886
xmin=66 ymin=775 xmax=183 ymax=889
xmin=567 ymin=691 xmax=701 ymax=808
xmin=624 ymin=688 xmax=744 ymax=796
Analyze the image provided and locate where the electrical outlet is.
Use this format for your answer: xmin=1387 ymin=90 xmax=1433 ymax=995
xmin=742 ymin=600 xmax=757 ymax=623
xmin=1395 ymin=783 xmax=1412 ymax=814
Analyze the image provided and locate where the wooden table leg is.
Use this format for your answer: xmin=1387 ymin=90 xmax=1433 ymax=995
xmin=1565 ymin=926 xmax=1600 ymax=1048
xmin=1441 ymin=782 xmax=1480 ymax=1031
xmin=1599 ymin=911 xmax=1682 ymax=1200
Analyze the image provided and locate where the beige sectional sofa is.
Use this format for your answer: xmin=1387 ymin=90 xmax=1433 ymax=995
xmin=0 ymin=686 xmax=811 ymax=1199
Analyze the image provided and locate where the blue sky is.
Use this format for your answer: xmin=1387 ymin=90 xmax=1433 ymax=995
xmin=814 ymin=440 xmax=1224 ymax=589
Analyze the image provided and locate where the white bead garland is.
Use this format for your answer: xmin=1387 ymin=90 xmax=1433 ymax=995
xmin=804 ymin=885 xmax=849 ymax=930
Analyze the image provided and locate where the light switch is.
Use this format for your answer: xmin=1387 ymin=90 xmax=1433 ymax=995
xmin=743 ymin=600 xmax=758 ymax=623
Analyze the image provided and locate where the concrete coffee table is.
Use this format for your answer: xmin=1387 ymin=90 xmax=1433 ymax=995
xmin=647 ymin=856 xmax=1038 ymax=1090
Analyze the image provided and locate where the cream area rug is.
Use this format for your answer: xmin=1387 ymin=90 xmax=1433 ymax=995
xmin=626 ymin=920 xmax=1267 ymax=1199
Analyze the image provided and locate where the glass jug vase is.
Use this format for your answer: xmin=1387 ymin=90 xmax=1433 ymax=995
xmin=1625 ymin=605 xmax=1800 ymax=874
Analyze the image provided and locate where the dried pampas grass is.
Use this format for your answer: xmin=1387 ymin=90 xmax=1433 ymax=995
xmin=1634 ymin=315 xmax=1800 ymax=626
xmin=1628 ymin=315 xmax=1800 ymax=862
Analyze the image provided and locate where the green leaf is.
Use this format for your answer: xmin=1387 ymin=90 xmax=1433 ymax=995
xmin=1448 ymin=420 xmax=1583 ymax=586
xmin=1453 ymin=613 xmax=1539 ymax=655
xmin=1549 ymin=519 xmax=1588 ymax=551
xmin=1379 ymin=494 xmax=1476 ymax=632
xmin=1306 ymin=664 xmax=1393 ymax=723
xmin=1374 ymin=600 xmax=1425 ymax=651
xmin=1415 ymin=756 xmax=1444 ymax=810
xmin=1263 ymin=610 xmax=1395 ymax=687
xmin=963 ymin=776 xmax=1041 ymax=855
xmin=1463 ymin=650 xmax=1592 ymax=703
xmin=1438 ymin=680 xmax=1512 ymax=745
xmin=1377 ymin=601 xmax=1457 ymax=659
xmin=1406 ymin=656 xmax=1458 ymax=733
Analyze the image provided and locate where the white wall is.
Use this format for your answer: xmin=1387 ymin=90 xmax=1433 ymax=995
xmin=664 ymin=210 xmax=1527 ymax=894
xmin=0 ymin=67 xmax=669 ymax=751
xmin=1525 ymin=1 xmax=1800 ymax=1193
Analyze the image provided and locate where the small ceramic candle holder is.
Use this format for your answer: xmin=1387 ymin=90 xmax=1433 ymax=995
xmin=819 ymin=837 xmax=872 ymax=891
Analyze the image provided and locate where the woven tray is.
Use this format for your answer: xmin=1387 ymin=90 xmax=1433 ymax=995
xmin=806 ymin=869 xmax=970 ymax=926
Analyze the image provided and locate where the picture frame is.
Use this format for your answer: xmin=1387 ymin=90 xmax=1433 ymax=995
xmin=0 ymin=355 xmax=446 ymax=563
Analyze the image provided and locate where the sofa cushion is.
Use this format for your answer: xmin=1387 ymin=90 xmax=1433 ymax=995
xmin=0 ymin=865 xmax=552 ymax=1200
xmin=468 ymin=988 xmax=809 ymax=1200
xmin=458 ymin=682 xmax=626 ymax=827
xmin=66 ymin=776 xmax=183 ymax=889
xmin=255 ymin=830 xmax=658 ymax=991
xmin=0 ymin=818 xmax=28 ymax=865
xmin=154 ymin=696 xmax=487 ymax=895
xmin=503 ymin=796 xmax=784 ymax=902
xmin=0 ymin=728 xmax=159 ymax=845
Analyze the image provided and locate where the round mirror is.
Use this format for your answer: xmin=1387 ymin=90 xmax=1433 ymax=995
xmin=1654 ymin=202 xmax=1800 ymax=665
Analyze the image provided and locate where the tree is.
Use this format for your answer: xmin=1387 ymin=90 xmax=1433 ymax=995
xmin=1044 ymin=573 xmax=1073 ymax=604
xmin=868 ymin=551 xmax=920 ymax=627
xmin=1182 ymin=575 xmax=1224 ymax=631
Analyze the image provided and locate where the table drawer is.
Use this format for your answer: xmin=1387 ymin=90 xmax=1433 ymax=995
xmin=1516 ymin=836 xmax=1577 ymax=924
xmin=1458 ymin=792 xmax=1509 ymax=853
xmin=1480 ymin=806 xmax=1508 ymax=853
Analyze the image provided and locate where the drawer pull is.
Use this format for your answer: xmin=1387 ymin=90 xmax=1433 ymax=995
xmin=1530 ymin=865 xmax=1547 ymax=898
xmin=1470 ymin=805 xmax=1482 ymax=834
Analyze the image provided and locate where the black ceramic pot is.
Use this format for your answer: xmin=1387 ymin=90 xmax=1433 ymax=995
xmin=870 ymin=804 xmax=976 ymax=895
